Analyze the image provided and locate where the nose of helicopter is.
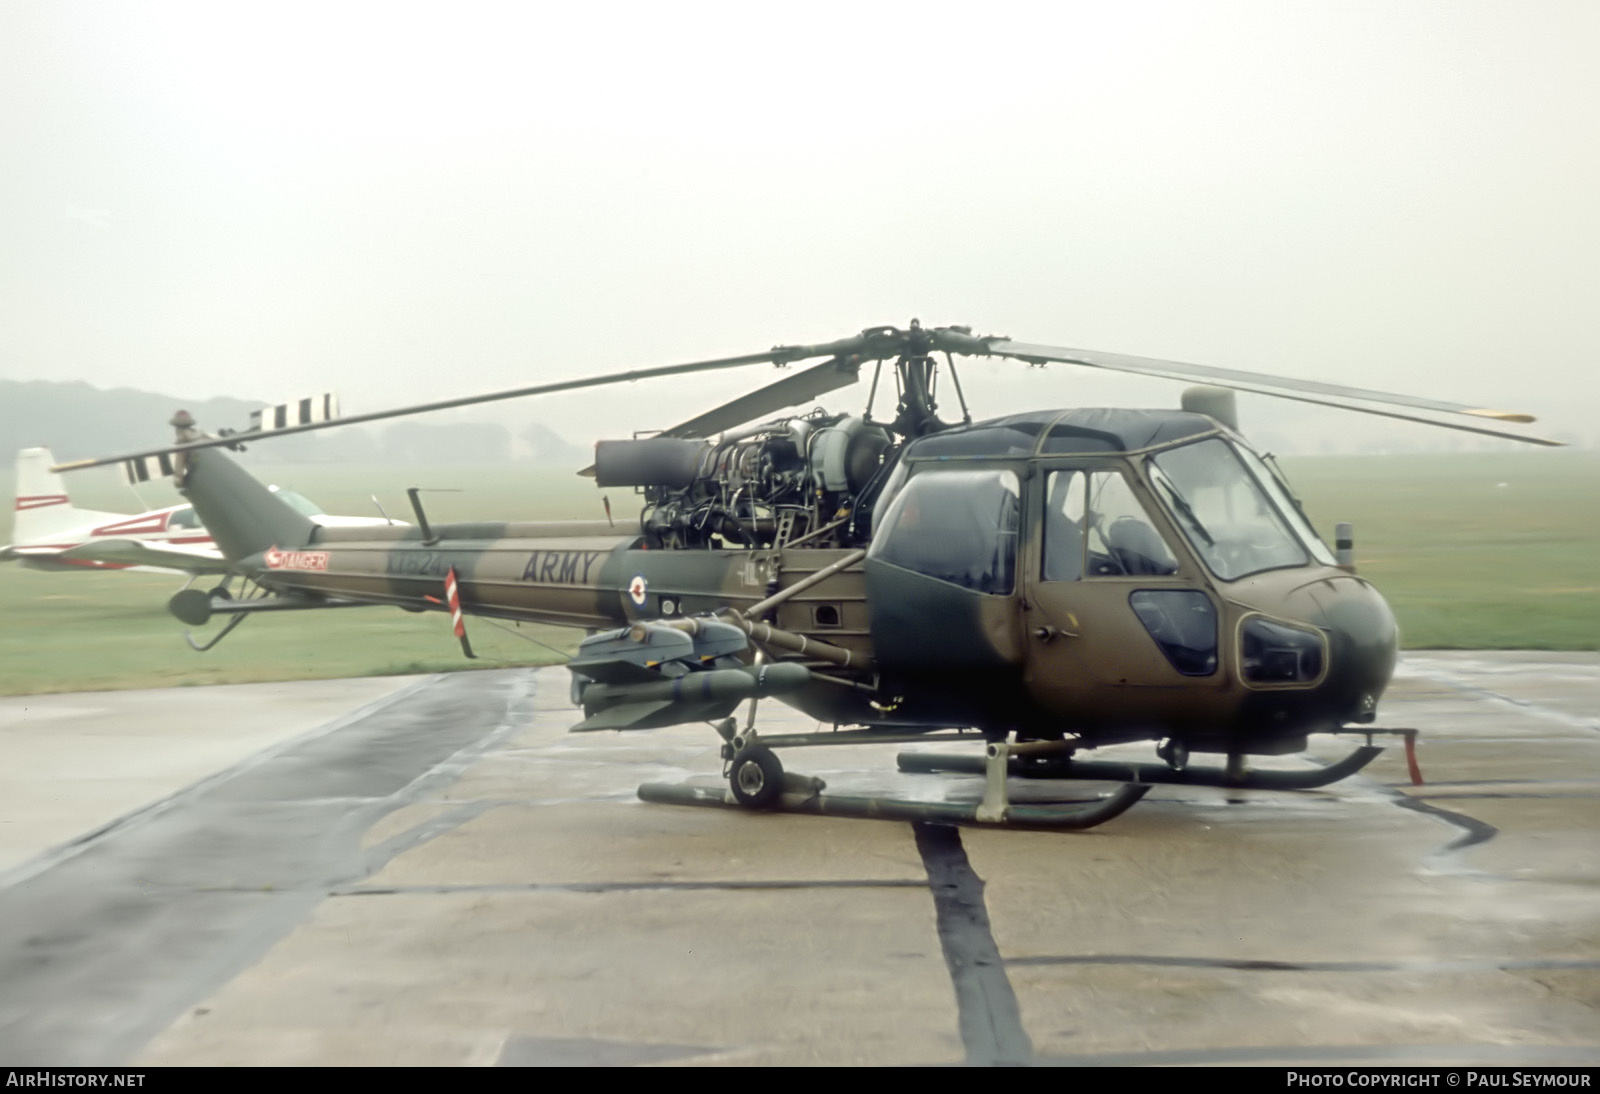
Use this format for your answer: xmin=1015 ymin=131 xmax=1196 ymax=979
xmin=1291 ymin=575 xmax=1400 ymax=724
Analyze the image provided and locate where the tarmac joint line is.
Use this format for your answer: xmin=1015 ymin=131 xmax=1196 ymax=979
xmin=329 ymin=879 xmax=928 ymax=896
xmin=1390 ymin=794 xmax=1500 ymax=864
xmin=1004 ymin=954 xmax=1600 ymax=974
xmin=913 ymin=822 xmax=1033 ymax=1068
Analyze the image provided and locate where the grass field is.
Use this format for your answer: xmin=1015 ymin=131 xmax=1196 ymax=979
xmin=0 ymin=462 xmax=599 ymax=696
xmin=0 ymin=450 xmax=1593 ymax=696
xmin=1279 ymin=450 xmax=1597 ymax=652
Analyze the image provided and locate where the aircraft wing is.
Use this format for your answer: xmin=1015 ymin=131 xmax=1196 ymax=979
xmin=53 ymin=538 xmax=232 ymax=575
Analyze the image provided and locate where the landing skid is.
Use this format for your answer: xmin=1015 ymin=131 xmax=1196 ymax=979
xmin=635 ymin=727 xmax=1411 ymax=832
xmin=637 ymin=779 xmax=1149 ymax=831
xmin=896 ymin=739 xmax=1394 ymax=790
xmin=637 ymin=737 xmax=1150 ymax=831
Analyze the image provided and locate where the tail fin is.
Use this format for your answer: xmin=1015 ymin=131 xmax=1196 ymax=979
xmin=13 ymin=447 xmax=126 ymax=542
xmin=180 ymin=446 xmax=317 ymax=562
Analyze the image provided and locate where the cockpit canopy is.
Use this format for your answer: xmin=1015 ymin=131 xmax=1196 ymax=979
xmin=904 ymin=409 xmax=1220 ymax=459
xmin=868 ymin=408 xmax=1337 ymax=591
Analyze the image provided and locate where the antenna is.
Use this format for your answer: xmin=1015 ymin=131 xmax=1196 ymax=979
xmin=405 ymin=487 xmax=460 ymax=546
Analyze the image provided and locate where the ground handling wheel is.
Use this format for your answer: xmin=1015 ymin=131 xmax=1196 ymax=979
xmin=728 ymin=746 xmax=784 ymax=809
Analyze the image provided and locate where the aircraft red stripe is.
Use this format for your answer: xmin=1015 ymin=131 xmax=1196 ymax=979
xmin=15 ymin=495 xmax=70 ymax=510
xmin=91 ymin=515 xmax=170 ymax=536
xmin=14 ymin=536 xmax=214 ymax=552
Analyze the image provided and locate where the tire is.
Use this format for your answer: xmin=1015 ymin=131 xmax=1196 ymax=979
xmin=729 ymin=746 xmax=784 ymax=809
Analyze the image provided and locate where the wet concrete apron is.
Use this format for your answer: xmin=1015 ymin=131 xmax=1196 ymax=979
xmin=0 ymin=672 xmax=539 ymax=1065
xmin=0 ymin=654 xmax=1595 ymax=1066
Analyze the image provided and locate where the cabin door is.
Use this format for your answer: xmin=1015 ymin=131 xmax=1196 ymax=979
xmin=1022 ymin=464 xmax=1224 ymax=736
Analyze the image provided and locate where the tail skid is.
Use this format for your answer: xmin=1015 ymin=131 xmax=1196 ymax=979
xmin=169 ymin=573 xmax=380 ymax=651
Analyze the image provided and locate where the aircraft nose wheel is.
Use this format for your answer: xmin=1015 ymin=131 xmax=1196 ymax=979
xmin=729 ymin=746 xmax=784 ymax=809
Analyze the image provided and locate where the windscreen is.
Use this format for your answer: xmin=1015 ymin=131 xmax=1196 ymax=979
xmin=1147 ymin=439 xmax=1308 ymax=580
xmin=1234 ymin=446 xmax=1338 ymax=567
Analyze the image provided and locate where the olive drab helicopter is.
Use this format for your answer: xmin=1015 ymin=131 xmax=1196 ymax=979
xmin=55 ymin=322 xmax=1560 ymax=831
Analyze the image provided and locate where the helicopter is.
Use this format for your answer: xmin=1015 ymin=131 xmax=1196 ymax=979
xmin=54 ymin=322 xmax=1559 ymax=831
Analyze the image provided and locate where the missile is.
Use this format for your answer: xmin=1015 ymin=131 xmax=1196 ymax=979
xmin=581 ymin=662 xmax=810 ymax=712
xmin=573 ymin=662 xmax=811 ymax=732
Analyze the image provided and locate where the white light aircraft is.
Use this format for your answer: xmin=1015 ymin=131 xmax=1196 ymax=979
xmin=2 ymin=446 xmax=397 ymax=575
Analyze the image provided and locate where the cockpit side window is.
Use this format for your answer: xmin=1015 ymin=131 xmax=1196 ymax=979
xmin=1043 ymin=469 xmax=1180 ymax=580
xmin=869 ymin=468 xmax=1020 ymax=595
xmin=168 ymin=506 xmax=202 ymax=530
xmin=1090 ymin=472 xmax=1178 ymax=577
xmin=1042 ymin=470 xmax=1086 ymax=580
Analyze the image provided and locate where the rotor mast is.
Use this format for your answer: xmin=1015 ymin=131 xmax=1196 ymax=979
xmin=874 ymin=319 xmax=974 ymax=440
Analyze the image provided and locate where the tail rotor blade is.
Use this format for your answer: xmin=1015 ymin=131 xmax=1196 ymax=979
xmin=250 ymin=392 xmax=340 ymax=433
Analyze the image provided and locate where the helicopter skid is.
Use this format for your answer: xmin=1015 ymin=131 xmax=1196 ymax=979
xmin=636 ymin=776 xmax=1150 ymax=831
xmin=895 ymin=741 xmax=1388 ymax=790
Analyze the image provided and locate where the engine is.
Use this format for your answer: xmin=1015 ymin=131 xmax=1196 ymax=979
xmin=593 ymin=412 xmax=895 ymax=549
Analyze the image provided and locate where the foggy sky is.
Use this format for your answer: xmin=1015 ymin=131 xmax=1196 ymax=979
xmin=2 ymin=2 xmax=1597 ymax=454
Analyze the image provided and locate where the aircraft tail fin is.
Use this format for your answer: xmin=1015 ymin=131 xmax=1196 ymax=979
xmin=180 ymin=445 xmax=317 ymax=563
xmin=12 ymin=447 xmax=125 ymax=542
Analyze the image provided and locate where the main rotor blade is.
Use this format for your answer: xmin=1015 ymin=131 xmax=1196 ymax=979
xmin=575 ymin=356 xmax=863 ymax=476
xmin=51 ymin=344 xmax=844 ymax=473
xmin=988 ymin=341 xmax=1539 ymax=424
xmin=1190 ymin=381 xmax=1563 ymax=446
xmin=661 ymin=356 xmax=863 ymax=438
